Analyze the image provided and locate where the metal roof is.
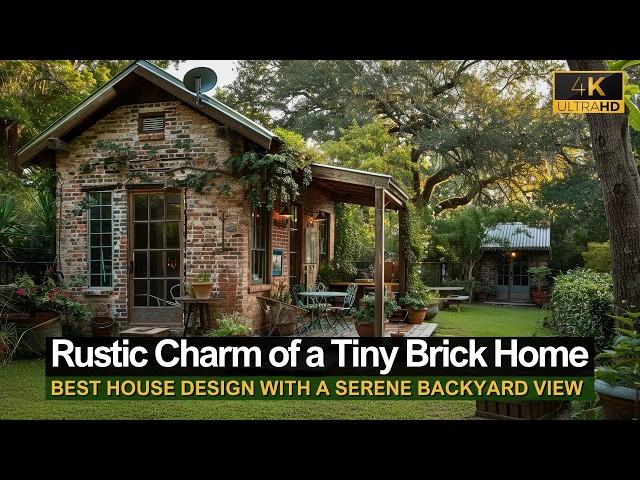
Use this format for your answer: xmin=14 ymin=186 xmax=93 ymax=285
xmin=481 ymin=222 xmax=550 ymax=251
xmin=17 ymin=60 xmax=278 ymax=165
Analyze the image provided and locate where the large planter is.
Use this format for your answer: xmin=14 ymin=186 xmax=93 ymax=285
xmin=407 ymin=307 xmax=427 ymax=324
xmin=355 ymin=323 xmax=375 ymax=337
xmin=91 ymin=316 xmax=114 ymax=337
xmin=191 ymin=282 xmax=214 ymax=300
xmin=425 ymin=304 xmax=439 ymax=321
xmin=9 ymin=312 xmax=61 ymax=355
xmin=475 ymin=399 xmax=564 ymax=420
xmin=531 ymin=291 xmax=550 ymax=307
xmin=595 ymin=379 xmax=640 ymax=420
xmin=477 ymin=292 xmax=488 ymax=302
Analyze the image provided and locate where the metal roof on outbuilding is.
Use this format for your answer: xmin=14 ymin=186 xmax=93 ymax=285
xmin=481 ymin=222 xmax=550 ymax=251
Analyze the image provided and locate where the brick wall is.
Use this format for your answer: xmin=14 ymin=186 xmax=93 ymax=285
xmin=54 ymin=100 xmax=305 ymax=332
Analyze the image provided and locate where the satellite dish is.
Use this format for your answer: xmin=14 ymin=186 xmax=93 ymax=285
xmin=183 ymin=67 xmax=218 ymax=106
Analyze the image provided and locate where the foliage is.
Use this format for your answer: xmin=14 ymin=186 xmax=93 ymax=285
xmin=0 ymin=321 xmax=18 ymax=365
xmin=404 ymin=202 xmax=428 ymax=294
xmin=217 ymin=60 xmax=580 ymax=211
xmin=441 ymin=278 xmax=481 ymax=296
xmin=534 ymin=166 xmax=608 ymax=271
xmin=225 ymin=128 xmax=315 ymax=210
xmin=0 ymin=195 xmax=22 ymax=259
xmin=351 ymin=292 xmax=399 ymax=325
xmin=400 ymin=288 xmax=439 ymax=310
xmin=71 ymin=193 xmax=97 ymax=216
xmin=608 ymin=60 xmax=640 ymax=131
xmin=270 ymin=280 xmax=291 ymax=304
xmin=205 ymin=313 xmax=252 ymax=337
xmin=595 ymin=311 xmax=640 ymax=388
xmin=333 ymin=202 xmax=374 ymax=273
xmin=194 ymin=272 xmax=212 ymax=283
xmin=528 ymin=266 xmax=552 ymax=293
xmin=581 ymin=242 xmax=612 ymax=273
xmin=546 ymin=268 xmax=614 ymax=350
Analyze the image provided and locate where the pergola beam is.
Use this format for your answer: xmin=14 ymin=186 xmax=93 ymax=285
xmin=374 ymin=186 xmax=385 ymax=337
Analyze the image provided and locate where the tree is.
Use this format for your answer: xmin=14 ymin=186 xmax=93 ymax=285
xmin=567 ymin=60 xmax=640 ymax=311
xmin=582 ymin=242 xmax=612 ymax=273
xmin=218 ymin=60 xmax=581 ymax=213
xmin=0 ymin=60 xmax=181 ymax=168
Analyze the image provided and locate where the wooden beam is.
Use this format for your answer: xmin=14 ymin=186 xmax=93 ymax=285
xmin=398 ymin=207 xmax=407 ymax=297
xmin=374 ymin=186 xmax=385 ymax=337
xmin=47 ymin=138 xmax=70 ymax=152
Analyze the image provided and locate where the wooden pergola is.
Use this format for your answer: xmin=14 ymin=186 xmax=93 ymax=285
xmin=310 ymin=164 xmax=410 ymax=336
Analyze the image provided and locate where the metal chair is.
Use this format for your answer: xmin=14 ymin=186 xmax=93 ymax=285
xmin=325 ymin=283 xmax=358 ymax=331
xmin=257 ymin=296 xmax=311 ymax=336
xmin=291 ymin=284 xmax=307 ymax=308
xmin=310 ymin=282 xmax=327 ymax=292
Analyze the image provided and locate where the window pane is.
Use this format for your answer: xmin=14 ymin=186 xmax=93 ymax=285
xmin=101 ymin=220 xmax=111 ymax=233
xmin=101 ymin=205 xmax=112 ymax=219
xmin=150 ymin=223 xmax=164 ymax=249
xmin=150 ymin=251 xmax=164 ymax=278
xmin=101 ymin=192 xmax=112 ymax=204
xmin=166 ymin=222 xmax=179 ymax=248
xmin=149 ymin=279 xmax=164 ymax=305
xmin=149 ymin=194 xmax=164 ymax=220
xmin=134 ymin=223 xmax=148 ymax=249
xmin=167 ymin=250 xmax=180 ymax=277
xmin=134 ymin=251 xmax=147 ymax=277
xmin=90 ymin=220 xmax=101 ymax=233
xmin=166 ymin=202 xmax=180 ymax=220
xmin=90 ymin=206 xmax=101 ymax=220
xmin=134 ymin=279 xmax=148 ymax=306
xmin=134 ymin=195 xmax=148 ymax=221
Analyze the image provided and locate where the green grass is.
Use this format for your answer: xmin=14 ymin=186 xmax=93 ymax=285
xmin=0 ymin=303 xmax=550 ymax=420
xmin=435 ymin=303 xmax=552 ymax=337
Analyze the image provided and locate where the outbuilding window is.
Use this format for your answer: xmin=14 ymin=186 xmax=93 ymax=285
xmin=138 ymin=112 xmax=165 ymax=134
xmin=250 ymin=206 xmax=269 ymax=284
xmin=88 ymin=191 xmax=113 ymax=288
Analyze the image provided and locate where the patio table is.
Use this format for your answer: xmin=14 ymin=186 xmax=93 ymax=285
xmin=298 ymin=291 xmax=347 ymax=333
xmin=174 ymin=296 xmax=215 ymax=337
xmin=425 ymin=287 xmax=465 ymax=309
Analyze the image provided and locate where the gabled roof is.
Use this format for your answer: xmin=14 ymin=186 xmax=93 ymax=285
xmin=17 ymin=60 xmax=279 ymax=166
xmin=482 ymin=222 xmax=550 ymax=251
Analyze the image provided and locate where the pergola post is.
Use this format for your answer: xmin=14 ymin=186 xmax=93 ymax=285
xmin=374 ymin=186 xmax=385 ymax=337
xmin=398 ymin=207 xmax=407 ymax=297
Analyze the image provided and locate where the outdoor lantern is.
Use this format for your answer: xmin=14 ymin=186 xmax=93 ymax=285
xmin=313 ymin=211 xmax=324 ymax=222
xmin=510 ymin=251 xmax=517 ymax=258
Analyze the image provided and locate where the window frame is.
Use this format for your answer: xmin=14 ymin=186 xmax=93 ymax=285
xmin=87 ymin=191 xmax=114 ymax=288
xmin=317 ymin=211 xmax=330 ymax=266
xmin=250 ymin=205 xmax=271 ymax=285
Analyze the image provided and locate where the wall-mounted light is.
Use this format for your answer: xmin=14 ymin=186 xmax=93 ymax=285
xmin=278 ymin=205 xmax=292 ymax=218
xmin=510 ymin=251 xmax=517 ymax=258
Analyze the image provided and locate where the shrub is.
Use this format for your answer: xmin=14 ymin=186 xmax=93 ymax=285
xmin=352 ymin=293 xmax=399 ymax=325
xmin=581 ymin=242 xmax=611 ymax=273
xmin=205 ymin=312 xmax=252 ymax=337
xmin=595 ymin=311 xmax=640 ymax=388
xmin=546 ymin=268 xmax=614 ymax=350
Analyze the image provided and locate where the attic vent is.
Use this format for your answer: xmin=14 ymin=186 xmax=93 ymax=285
xmin=139 ymin=113 xmax=165 ymax=134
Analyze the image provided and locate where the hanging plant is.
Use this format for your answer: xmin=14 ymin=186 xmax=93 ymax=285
xmin=224 ymin=129 xmax=316 ymax=211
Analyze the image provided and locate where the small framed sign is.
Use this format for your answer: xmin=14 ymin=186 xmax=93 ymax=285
xmin=272 ymin=249 xmax=284 ymax=276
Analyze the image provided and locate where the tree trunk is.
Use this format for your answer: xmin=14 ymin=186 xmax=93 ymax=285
xmin=567 ymin=60 xmax=640 ymax=312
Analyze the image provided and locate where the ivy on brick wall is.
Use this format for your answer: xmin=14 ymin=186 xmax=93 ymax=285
xmin=224 ymin=128 xmax=317 ymax=211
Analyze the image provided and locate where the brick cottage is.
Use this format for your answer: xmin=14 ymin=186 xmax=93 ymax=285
xmin=16 ymin=61 xmax=409 ymax=334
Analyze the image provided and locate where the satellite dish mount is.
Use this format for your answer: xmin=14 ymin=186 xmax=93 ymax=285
xmin=183 ymin=67 xmax=218 ymax=106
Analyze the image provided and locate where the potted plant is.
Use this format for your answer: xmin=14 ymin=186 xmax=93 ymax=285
xmin=351 ymin=293 xmax=398 ymax=337
xmin=594 ymin=311 xmax=640 ymax=420
xmin=399 ymin=284 xmax=439 ymax=324
xmin=204 ymin=312 xmax=253 ymax=337
xmin=476 ymin=284 xmax=492 ymax=302
xmin=528 ymin=266 xmax=551 ymax=307
xmin=191 ymin=272 xmax=214 ymax=299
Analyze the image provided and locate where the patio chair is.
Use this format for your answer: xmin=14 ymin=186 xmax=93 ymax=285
xmin=325 ymin=282 xmax=357 ymax=331
xmin=257 ymin=296 xmax=311 ymax=336
xmin=310 ymin=282 xmax=327 ymax=292
xmin=291 ymin=284 xmax=307 ymax=308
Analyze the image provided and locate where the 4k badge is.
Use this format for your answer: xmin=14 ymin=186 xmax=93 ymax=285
xmin=553 ymin=71 xmax=624 ymax=113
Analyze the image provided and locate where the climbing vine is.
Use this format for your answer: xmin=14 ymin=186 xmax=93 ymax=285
xmin=402 ymin=201 xmax=428 ymax=294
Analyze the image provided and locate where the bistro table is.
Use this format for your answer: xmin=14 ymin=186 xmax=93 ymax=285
xmin=174 ymin=296 xmax=215 ymax=337
xmin=425 ymin=286 xmax=466 ymax=309
xmin=298 ymin=291 xmax=348 ymax=333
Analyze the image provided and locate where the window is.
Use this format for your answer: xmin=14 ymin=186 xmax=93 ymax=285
xmin=88 ymin=191 xmax=113 ymax=287
xmin=250 ymin=206 xmax=269 ymax=284
xmin=138 ymin=112 xmax=165 ymax=133
xmin=512 ymin=256 xmax=530 ymax=286
xmin=317 ymin=211 xmax=329 ymax=266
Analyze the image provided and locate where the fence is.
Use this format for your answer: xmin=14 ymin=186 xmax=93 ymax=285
xmin=419 ymin=262 xmax=463 ymax=287
xmin=0 ymin=234 xmax=56 ymax=285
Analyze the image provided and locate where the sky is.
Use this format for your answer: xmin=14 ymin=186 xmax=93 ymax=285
xmin=165 ymin=60 xmax=238 ymax=92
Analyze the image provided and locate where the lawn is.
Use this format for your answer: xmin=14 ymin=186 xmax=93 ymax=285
xmin=0 ymin=304 xmax=549 ymax=420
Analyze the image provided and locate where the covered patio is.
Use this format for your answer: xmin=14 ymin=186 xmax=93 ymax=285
xmin=306 ymin=163 xmax=410 ymax=337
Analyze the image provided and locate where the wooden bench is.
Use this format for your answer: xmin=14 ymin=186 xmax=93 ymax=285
xmin=438 ymin=295 xmax=470 ymax=312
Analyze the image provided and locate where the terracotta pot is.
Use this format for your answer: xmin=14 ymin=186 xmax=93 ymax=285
xmin=407 ymin=307 xmax=427 ymax=324
xmin=478 ymin=292 xmax=488 ymax=301
xmin=425 ymin=304 xmax=439 ymax=321
xmin=91 ymin=316 xmax=114 ymax=337
xmin=9 ymin=312 xmax=61 ymax=355
xmin=532 ymin=291 xmax=550 ymax=307
xmin=355 ymin=323 xmax=375 ymax=337
xmin=191 ymin=282 xmax=214 ymax=299
xmin=595 ymin=380 xmax=640 ymax=420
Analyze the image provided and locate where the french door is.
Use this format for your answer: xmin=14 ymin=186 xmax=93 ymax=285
xmin=496 ymin=255 xmax=530 ymax=300
xmin=129 ymin=191 xmax=183 ymax=324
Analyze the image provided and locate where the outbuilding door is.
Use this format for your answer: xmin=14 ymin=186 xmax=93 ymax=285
xmin=128 ymin=190 xmax=183 ymax=324
xmin=496 ymin=254 xmax=530 ymax=300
